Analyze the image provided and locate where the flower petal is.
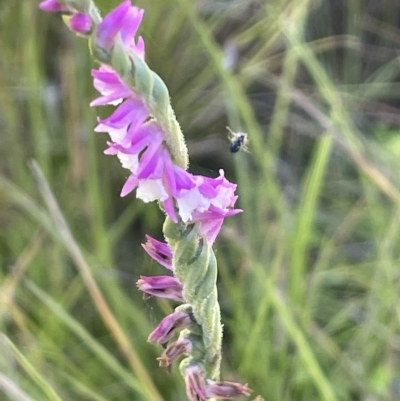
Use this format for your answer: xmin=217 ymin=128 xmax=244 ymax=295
xmin=148 ymin=309 xmax=192 ymax=345
xmin=96 ymin=0 xmax=132 ymax=50
xmin=142 ymin=235 xmax=173 ymax=270
xmin=67 ymin=13 xmax=92 ymax=34
xmin=39 ymin=0 xmax=68 ymax=12
xmin=137 ymin=275 xmax=184 ymax=302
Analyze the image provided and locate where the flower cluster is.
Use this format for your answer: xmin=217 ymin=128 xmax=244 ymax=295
xmin=39 ymin=1 xmax=252 ymax=400
xmin=41 ymin=0 xmax=240 ymax=245
xmin=91 ymin=1 xmax=240 ymax=245
xmin=140 ymin=235 xmax=252 ymax=400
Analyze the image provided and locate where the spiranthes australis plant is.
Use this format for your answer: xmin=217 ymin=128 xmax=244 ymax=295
xmin=39 ymin=1 xmax=253 ymax=400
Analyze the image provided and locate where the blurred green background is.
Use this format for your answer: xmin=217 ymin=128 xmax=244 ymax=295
xmin=1 ymin=0 xmax=400 ymax=400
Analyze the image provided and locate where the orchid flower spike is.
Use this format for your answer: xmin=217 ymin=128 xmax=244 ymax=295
xmin=39 ymin=1 xmax=251 ymax=400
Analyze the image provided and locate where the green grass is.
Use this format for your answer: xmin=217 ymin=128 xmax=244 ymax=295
xmin=1 ymin=0 xmax=400 ymax=400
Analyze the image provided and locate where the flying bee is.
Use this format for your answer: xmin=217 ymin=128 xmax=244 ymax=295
xmin=227 ymin=127 xmax=249 ymax=153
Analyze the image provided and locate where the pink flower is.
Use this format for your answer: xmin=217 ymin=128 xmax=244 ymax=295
xmin=205 ymin=381 xmax=252 ymax=399
xmin=148 ymin=309 xmax=192 ymax=346
xmin=174 ymin=170 xmax=241 ymax=244
xmin=91 ymin=66 xmax=135 ymax=106
xmin=137 ymin=275 xmax=184 ymax=302
xmin=39 ymin=0 xmax=68 ymax=12
xmin=185 ymin=366 xmax=207 ymax=401
xmin=95 ymin=0 xmax=144 ymax=57
xmin=142 ymin=235 xmax=173 ymax=270
xmin=184 ymin=365 xmax=252 ymax=401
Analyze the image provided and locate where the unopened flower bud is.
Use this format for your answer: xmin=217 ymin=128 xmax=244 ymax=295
xmin=63 ymin=13 xmax=92 ymax=34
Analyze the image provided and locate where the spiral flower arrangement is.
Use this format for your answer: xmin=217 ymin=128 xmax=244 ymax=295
xmin=39 ymin=1 xmax=252 ymax=399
